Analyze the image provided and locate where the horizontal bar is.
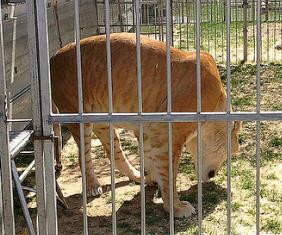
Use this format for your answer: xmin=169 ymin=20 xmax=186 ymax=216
xmin=6 ymin=119 xmax=32 ymax=123
xmin=49 ymin=112 xmax=282 ymax=123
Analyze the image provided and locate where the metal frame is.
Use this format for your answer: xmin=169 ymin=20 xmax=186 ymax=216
xmin=0 ymin=0 xmax=281 ymax=234
xmin=0 ymin=1 xmax=15 ymax=234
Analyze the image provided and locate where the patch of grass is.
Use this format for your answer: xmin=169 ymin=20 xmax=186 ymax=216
xmin=266 ymin=172 xmax=278 ymax=180
xmin=270 ymin=137 xmax=282 ymax=147
xmin=179 ymin=152 xmax=194 ymax=175
xmin=68 ymin=153 xmax=77 ymax=163
xmin=240 ymin=171 xmax=255 ymax=191
xmin=261 ymin=150 xmax=281 ymax=166
xmin=263 ymin=218 xmax=282 ymax=234
xmin=146 ymin=215 xmax=159 ymax=225
xmin=232 ymin=97 xmax=253 ymax=108
xmin=117 ymin=221 xmax=133 ymax=229
xmin=231 ymin=202 xmax=242 ymax=212
xmin=121 ymin=139 xmax=138 ymax=155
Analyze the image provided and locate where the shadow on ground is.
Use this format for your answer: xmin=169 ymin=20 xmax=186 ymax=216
xmin=57 ymin=181 xmax=226 ymax=235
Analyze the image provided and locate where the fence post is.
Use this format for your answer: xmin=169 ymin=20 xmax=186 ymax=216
xmin=0 ymin=2 xmax=15 ymax=234
xmin=26 ymin=0 xmax=58 ymax=234
xmin=243 ymin=0 xmax=248 ymax=61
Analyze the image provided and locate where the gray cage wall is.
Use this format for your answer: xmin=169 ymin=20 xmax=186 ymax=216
xmin=0 ymin=0 xmax=282 ymax=234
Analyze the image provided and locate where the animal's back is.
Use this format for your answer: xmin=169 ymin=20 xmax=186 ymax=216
xmin=51 ymin=32 xmax=224 ymax=115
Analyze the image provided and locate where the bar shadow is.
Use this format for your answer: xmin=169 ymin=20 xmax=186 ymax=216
xmin=58 ymin=181 xmax=226 ymax=235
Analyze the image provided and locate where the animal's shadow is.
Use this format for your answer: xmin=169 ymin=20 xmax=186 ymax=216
xmin=58 ymin=181 xmax=226 ymax=235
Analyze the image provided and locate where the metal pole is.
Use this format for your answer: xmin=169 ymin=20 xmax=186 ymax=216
xmin=135 ymin=1 xmax=146 ymax=233
xmin=0 ymin=1 xmax=15 ymax=233
xmin=74 ymin=0 xmax=88 ymax=233
xmin=35 ymin=0 xmax=58 ymax=234
xmin=104 ymin=0 xmax=117 ymax=233
xmin=226 ymin=0 xmax=232 ymax=233
xmin=256 ymin=0 xmax=261 ymax=233
xmin=196 ymin=0 xmax=202 ymax=234
xmin=26 ymin=0 xmax=47 ymax=233
xmin=243 ymin=0 xmax=248 ymax=61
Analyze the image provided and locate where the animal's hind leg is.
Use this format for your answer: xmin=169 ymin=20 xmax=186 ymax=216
xmin=93 ymin=124 xmax=141 ymax=182
xmin=66 ymin=123 xmax=102 ymax=197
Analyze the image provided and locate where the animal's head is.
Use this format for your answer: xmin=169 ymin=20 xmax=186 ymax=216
xmin=186 ymin=121 xmax=242 ymax=182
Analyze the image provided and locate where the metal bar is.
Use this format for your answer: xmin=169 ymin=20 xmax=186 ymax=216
xmin=26 ymin=1 xmax=47 ymax=233
xmin=0 ymin=168 xmax=3 ymax=235
xmin=35 ymin=0 xmax=58 ymax=234
xmin=8 ymin=4 xmax=17 ymax=130
xmin=135 ymin=0 xmax=146 ymax=234
xmin=0 ymin=1 xmax=15 ymax=233
xmin=226 ymin=0 xmax=232 ymax=233
xmin=139 ymin=123 xmax=146 ymax=235
xmin=6 ymin=119 xmax=33 ymax=123
xmin=50 ymin=112 xmax=282 ymax=123
xmin=11 ymin=160 xmax=35 ymax=235
xmin=9 ymin=85 xmax=31 ymax=104
xmin=104 ymin=0 xmax=117 ymax=233
xmin=109 ymin=123 xmax=116 ymax=235
xmin=243 ymin=0 xmax=248 ymax=61
xmin=74 ymin=1 xmax=88 ymax=234
xmin=256 ymin=0 xmax=261 ymax=233
xmin=195 ymin=0 xmax=202 ymax=233
xmin=136 ymin=0 xmax=142 ymax=115
xmin=165 ymin=0 xmax=174 ymax=233
xmin=19 ymin=160 xmax=35 ymax=183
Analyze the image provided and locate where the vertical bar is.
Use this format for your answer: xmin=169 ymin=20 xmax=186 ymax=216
xmin=74 ymin=1 xmax=88 ymax=234
xmin=0 ymin=2 xmax=15 ymax=233
xmin=235 ymin=0 xmax=238 ymax=63
xmin=154 ymin=5 xmax=157 ymax=40
xmin=256 ymin=0 xmax=261 ymax=233
xmin=165 ymin=0 xmax=174 ymax=233
xmin=226 ymin=0 xmax=232 ymax=233
xmin=196 ymin=0 xmax=202 ymax=234
xmin=26 ymin=0 xmax=47 ymax=233
xmin=186 ymin=0 xmax=189 ymax=51
xmin=0 ymin=168 xmax=3 ymax=235
xmin=243 ymin=0 xmax=248 ymax=61
xmin=8 ymin=5 xmax=16 ymax=131
xmin=135 ymin=0 xmax=146 ymax=234
xmin=139 ymin=124 xmax=145 ymax=235
xmin=266 ymin=0 xmax=269 ymax=61
xmin=221 ymin=1 xmax=225 ymax=62
xmin=35 ymin=0 xmax=58 ymax=234
xmin=273 ymin=0 xmax=277 ymax=61
xmin=104 ymin=0 xmax=117 ymax=234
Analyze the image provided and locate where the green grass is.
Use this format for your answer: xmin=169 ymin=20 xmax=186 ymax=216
xmin=121 ymin=139 xmax=139 ymax=155
xmin=263 ymin=219 xmax=282 ymax=234
xmin=68 ymin=153 xmax=77 ymax=164
xmin=270 ymin=137 xmax=282 ymax=147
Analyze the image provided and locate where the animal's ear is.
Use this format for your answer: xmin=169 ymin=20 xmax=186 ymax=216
xmin=233 ymin=121 xmax=242 ymax=133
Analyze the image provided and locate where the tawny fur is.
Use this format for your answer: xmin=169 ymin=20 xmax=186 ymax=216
xmin=50 ymin=33 xmax=241 ymax=218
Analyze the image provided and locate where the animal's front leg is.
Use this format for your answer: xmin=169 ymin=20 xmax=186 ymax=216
xmin=145 ymin=123 xmax=196 ymax=218
xmin=154 ymin=154 xmax=196 ymax=218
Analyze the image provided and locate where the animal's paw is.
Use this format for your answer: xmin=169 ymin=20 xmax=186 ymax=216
xmin=174 ymin=201 xmax=196 ymax=218
xmin=86 ymin=186 xmax=103 ymax=197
